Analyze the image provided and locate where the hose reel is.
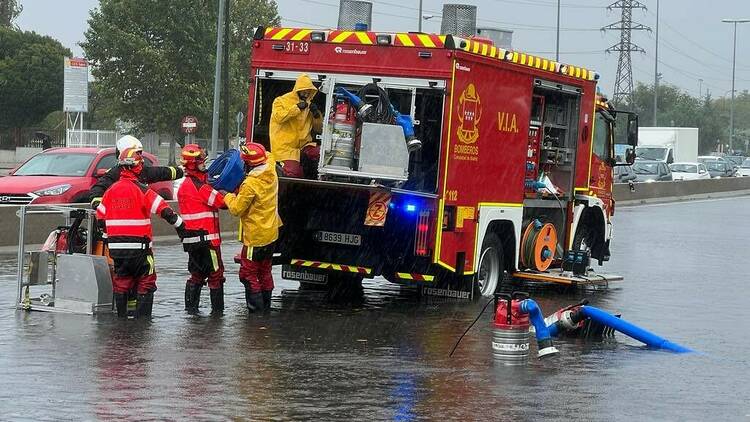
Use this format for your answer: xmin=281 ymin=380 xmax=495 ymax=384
xmin=520 ymin=219 xmax=557 ymax=272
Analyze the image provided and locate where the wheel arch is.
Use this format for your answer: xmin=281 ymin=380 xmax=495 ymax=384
xmin=571 ymin=196 xmax=608 ymax=258
xmin=475 ymin=204 xmax=523 ymax=273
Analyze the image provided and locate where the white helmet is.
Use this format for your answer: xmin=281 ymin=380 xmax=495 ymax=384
xmin=116 ymin=135 xmax=143 ymax=152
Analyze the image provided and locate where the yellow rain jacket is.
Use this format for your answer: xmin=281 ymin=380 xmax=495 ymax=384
xmin=269 ymin=74 xmax=323 ymax=162
xmin=224 ymin=157 xmax=282 ymax=247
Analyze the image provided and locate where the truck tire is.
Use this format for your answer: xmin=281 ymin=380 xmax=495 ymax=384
xmin=477 ymin=232 xmax=505 ymax=297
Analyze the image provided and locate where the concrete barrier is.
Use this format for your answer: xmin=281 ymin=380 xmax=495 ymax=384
xmin=1 ymin=201 xmax=240 ymax=250
xmin=614 ymin=177 xmax=750 ymax=205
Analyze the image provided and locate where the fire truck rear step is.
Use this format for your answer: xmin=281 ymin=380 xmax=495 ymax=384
xmin=512 ymin=268 xmax=623 ymax=287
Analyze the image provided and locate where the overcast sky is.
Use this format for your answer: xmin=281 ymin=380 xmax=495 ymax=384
xmin=15 ymin=0 xmax=750 ymax=99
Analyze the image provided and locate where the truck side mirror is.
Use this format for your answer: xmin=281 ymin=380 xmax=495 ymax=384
xmin=625 ymin=148 xmax=636 ymax=165
xmin=627 ymin=113 xmax=639 ymax=147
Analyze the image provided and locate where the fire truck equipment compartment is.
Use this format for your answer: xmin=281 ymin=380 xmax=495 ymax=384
xmin=357 ymin=122 xmax=410 ymax=180
xmin=208 ymin=149 xmax=245 ymax=192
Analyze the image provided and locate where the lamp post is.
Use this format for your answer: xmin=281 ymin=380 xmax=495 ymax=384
xmin=721 ymin=18 xmax=750 ymax=153
xmin=418 ymin=0 xmax=423 ymax=32
xmin=556 ymin=0 xmax=561 ymax=62
xmin=653 ymin=0 xmax=659 ymax=126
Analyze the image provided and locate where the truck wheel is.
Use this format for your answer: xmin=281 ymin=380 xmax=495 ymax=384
xmin=477 ymin=232 xmax=504 ymax=297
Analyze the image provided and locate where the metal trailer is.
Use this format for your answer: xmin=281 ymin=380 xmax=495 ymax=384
xmin=16 ymin=205 xmax=113 ymax=315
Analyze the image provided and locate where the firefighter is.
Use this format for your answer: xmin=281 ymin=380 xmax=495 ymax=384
xmin=269 ymin=73 xmax=323 ymax=178
xmin=177 ymin=144 xmax=227 ymax=315
xmin=223 ymin=142 xmax=281 ymax=312
xmin=96 ymin=146 xmax=189 ymax=318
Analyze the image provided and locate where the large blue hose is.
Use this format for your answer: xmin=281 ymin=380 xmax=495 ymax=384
xmin=578 ymin=306 xmax=693 ymax=353
xmin=519 ymin=299 xmax=559 ymax=358
xmin=547 ymin=305 xmax=693 ymax=353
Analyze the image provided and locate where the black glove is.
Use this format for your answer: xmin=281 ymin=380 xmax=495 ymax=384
xmin=297 ymin=101 xmax=308 ymax=110
xmin=310 ymin=102 xmax=321 ymax=118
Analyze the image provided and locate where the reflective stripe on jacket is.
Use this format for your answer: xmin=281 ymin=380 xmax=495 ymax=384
xmin=177 ymin=174 xmax=225 ymax=247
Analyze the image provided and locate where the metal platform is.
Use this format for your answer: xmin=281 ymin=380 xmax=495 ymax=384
xmin=512 ymin=268 xmax=623 ymax=288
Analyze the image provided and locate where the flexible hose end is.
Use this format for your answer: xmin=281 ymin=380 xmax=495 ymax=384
xmin=536 ymin=338 xmax=559 ymax=359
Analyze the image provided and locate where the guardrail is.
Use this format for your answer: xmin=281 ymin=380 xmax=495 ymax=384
xmin=0 ymin=201 xmax=239 ymax=250
xmin=614 ymin=176 xmax=750 ymax=205
xmin=66 ymin=130 xmax=120 ymax=148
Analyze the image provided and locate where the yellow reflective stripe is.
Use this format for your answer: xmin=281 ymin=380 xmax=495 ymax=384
xmin=147 ymin=255 xmax=155 ymax=275
xmin=355 ymin=32 xmax=373 ymax=44
xmin=480 ymin=43 xmax=488 ymax=56
xmin=291 ymin=29 xmax=311 ymax=41
xmin=331 ymin=31 xmax=352 ymax=43
xmin=210 ymin=249 xmax=219 ymax=271
xmin=489 ymin=46 xmax=497 ymax=58
xmin=396 ymin=33 xmax=414 ymax=47
xmin=417 ymin=33 xmax=436 ymax=48
xmin=271 ymin=28 xmax=293 ymax=40
xmin=472 ymin=42 xmax=480 ymax=54
xmin=169 ymin=166 xmax=176 ymax=179
xmin=246 ymin=246 xmax=253 ymax=260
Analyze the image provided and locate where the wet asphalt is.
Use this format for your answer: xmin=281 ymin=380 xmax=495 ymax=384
xmin=0 ymin=196 xmax=749 ymax=421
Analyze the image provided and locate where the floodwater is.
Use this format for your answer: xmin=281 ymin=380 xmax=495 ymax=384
xmin=1 ymin=197 xmax=749 ymax=421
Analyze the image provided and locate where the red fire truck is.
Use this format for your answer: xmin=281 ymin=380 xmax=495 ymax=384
xmin=246 ymin=26 xmax=638 ymax=298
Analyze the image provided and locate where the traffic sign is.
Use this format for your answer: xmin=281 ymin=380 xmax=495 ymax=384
xmin=181 ymin=115 xmax=199 ymax=134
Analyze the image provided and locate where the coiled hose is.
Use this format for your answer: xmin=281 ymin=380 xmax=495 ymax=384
xmin=356 ymin=83 xmax=395 ymax=124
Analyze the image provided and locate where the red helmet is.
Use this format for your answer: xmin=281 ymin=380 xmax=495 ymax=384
xmin=239 ymin=142 xmax=268 ymax=166
xmin=118 ymin=146 xmax=143 ymax=166
xmin=181 ymin=143 xmax=207 ymax=170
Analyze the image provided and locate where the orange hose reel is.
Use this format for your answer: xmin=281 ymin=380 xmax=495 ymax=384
xmin=521 ymin=220 xmax=558 ymax=272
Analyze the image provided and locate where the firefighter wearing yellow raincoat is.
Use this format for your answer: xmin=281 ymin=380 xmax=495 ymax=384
xmin=269 ymin=74 xmax=323 ymax=178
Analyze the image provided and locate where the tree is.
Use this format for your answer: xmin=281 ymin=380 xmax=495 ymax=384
xmin=0 ymin=0 xmax=22 ymax=28
xmin=81 ymin=0 xmax=280 ymax=143
xmin=0 ymin=28 xmax=72 ymax=143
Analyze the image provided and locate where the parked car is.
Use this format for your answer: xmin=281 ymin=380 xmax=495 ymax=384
xmin=738 ymin=158 xmax=750 ymax=177
xmin=614 ymin=165 xmax=637 ymax=183
xmin=632 ymin=160 xmax=672 ymax=182
xmin=698 ymin=156 xmax=736 ymax=177
xmin=668 ymin=162 xmax=711 ymax=181
xmin=0 ymin=147 xmax=173 ymax=205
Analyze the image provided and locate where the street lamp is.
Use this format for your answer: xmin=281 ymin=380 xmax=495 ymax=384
xmin=721 ymin=18 xmax=750 ymax=152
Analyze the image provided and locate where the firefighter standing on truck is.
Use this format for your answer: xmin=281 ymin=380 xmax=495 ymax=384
xmin=270 ymin=73 xmax=322 ymax=178
xmin=96 ymin=146 xmax=190 ymax=318
xmin=177 ymin=144 xmax=227 ymax=315
xmin=223 ymin=142 xmax=281 ymax=312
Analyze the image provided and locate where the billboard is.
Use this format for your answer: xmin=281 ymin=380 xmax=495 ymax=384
xmin=63 ymin=57 xmax=88 ymax=112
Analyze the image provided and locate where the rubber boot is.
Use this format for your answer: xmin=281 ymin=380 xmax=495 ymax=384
xmin=184 ymin=282 xmax=202 ymax=314
xmin=127 ymin=289 xmax=137 ymax=318
xmin=135 ymin=292 xmax=154 ymax=319
xmin=262 ymin=290 xmax=272 ymax=312
xmin=114 ymin=293 xmax=128 ymax=318
xmin=210 ymin=287 xmax=224 ymax=315
xmin=245 ymin=290 xmax=264 ymax=313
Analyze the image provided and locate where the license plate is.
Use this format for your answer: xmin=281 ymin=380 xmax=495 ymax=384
xmin=313 ymin=231 xmax=361 ymax=246
xmin=284 ymin=41 xmax=310 ymax=55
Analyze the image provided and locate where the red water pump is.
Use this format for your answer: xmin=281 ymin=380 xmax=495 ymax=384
xmin=492 ymin=292 xmax=531 ymax=365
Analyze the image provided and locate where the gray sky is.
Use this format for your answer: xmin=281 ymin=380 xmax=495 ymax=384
xmin=15 ymin=0 xmax=750 ymax=99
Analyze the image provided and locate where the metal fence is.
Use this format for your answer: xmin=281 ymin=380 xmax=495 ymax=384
xmin=66 ymin=129 xmax=120 ymax=148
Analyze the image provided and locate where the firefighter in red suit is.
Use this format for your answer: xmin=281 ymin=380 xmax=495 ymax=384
xmin=224 ymin=143 xmax=281 ymax=312
xmin=177 ymin=144 xmax=227 ymax=315
xmin=96 ymin=146 xmax=188 ymax=318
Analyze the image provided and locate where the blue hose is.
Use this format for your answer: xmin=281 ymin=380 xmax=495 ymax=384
xmin=519 ymin=299 xmax=559 ymax=358
xmin=578 ymin=306 xmax=693 ymax=353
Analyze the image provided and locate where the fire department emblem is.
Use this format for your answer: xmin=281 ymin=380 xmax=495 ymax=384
xmin=457 ymin=83 xmax=482 ymax=144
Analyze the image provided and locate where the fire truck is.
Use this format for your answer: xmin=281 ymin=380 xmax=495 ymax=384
xmin=245 ymin=26 xmax=638 ymax=298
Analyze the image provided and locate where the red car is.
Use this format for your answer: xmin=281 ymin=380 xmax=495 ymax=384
xmin=0 ymin=147 xmax=174 ymax=205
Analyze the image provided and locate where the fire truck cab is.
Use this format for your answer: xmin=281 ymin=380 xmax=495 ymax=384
xmin=247 ymin=27 xmax=638 ymax=298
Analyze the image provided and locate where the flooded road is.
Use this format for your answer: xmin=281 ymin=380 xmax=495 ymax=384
xmin=1 ymin=197 xmax=749 ymax=420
